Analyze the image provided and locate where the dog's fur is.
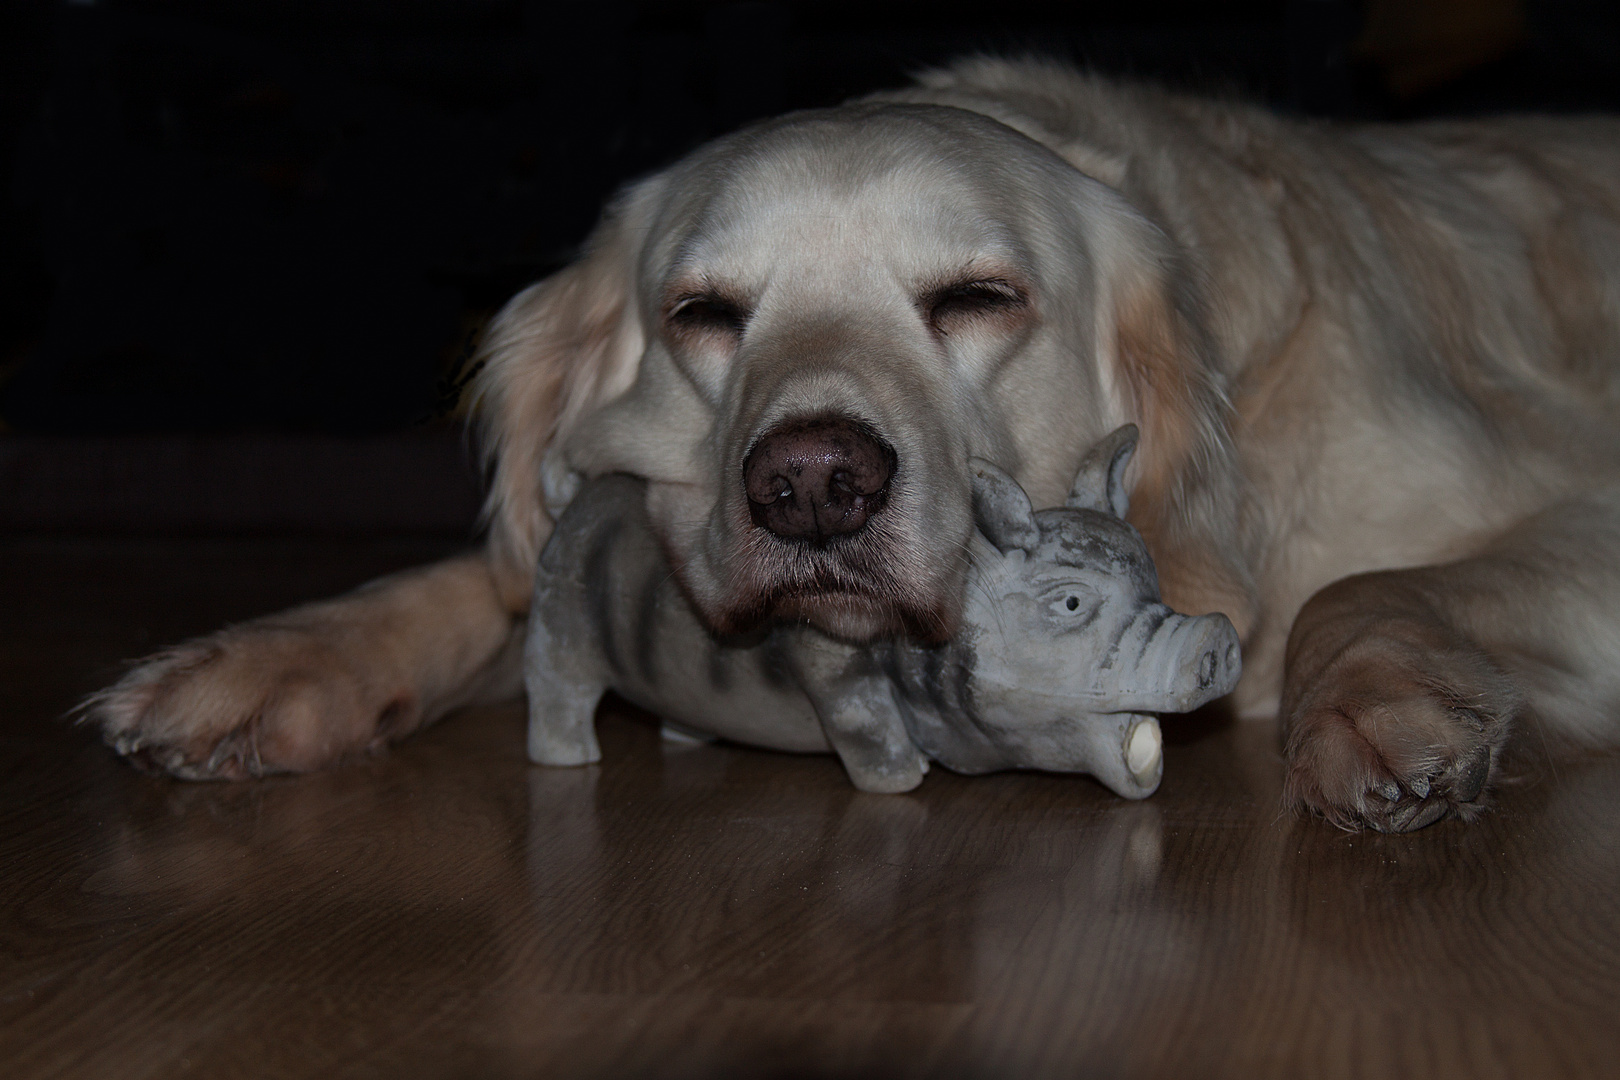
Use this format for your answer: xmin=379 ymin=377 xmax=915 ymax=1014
xmin=87 ymin=59 xmax=1620 ymax=831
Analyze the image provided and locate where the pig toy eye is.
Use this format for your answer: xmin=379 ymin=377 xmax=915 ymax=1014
xmin=1048 ymin=592 xmax=1097 ymax=619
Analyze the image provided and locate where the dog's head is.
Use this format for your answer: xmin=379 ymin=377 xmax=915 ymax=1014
xmin=475 ymin=101 xmax=1227 ymax=641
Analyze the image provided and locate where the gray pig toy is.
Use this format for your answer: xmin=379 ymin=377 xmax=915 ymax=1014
xmin=524 ymin=424 xmax=1241 ymax=797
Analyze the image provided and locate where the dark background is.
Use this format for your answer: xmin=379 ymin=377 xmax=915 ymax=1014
xmin=0 ymin=0 xmax=1617 ymax=531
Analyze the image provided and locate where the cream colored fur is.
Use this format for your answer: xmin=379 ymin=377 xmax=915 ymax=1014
xmin=86 ymin=59 xmax=1620 ymax=830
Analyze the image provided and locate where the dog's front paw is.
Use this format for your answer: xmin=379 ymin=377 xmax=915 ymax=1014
xmin=83 ymin=626 xmax=415 ymax=780
xmin=1281 ymin=616 xmax=1518 ymax=832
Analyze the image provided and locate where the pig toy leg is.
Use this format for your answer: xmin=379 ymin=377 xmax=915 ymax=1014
xmin=791 ymin=633 xmax=927 ymax=794
xmin=523 ymin=584 xmax=608 ymax=768
xmin=814 ymin=687 xmax=928 ymax=794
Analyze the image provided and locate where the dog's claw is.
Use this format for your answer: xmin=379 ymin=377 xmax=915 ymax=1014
xmin=1449 ymin=744 xmax=1491 ymax=803
xmin=1381 ymin=795 xmax=1448 ymax=833
xmin=205 ymin=737 xmax=237 ymax=775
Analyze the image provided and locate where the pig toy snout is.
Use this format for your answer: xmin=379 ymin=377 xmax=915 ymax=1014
xmin=1186 ymin=614 xmax=1242 ymax=697
xmin=1122 ymin=609 xmax=1243 ymax=715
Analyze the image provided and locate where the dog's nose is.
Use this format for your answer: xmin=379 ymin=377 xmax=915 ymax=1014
xmin=744 ymin=418 xmax=895 ymax=543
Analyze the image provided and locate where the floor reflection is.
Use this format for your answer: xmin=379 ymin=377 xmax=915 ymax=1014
xmin=12 ymin=688 xmax=1620 ymax=1080
xmin=518 ymin=710 xmax=1177 ymax=1013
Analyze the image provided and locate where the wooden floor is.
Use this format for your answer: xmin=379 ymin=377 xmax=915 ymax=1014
xmin=3 ymin=536 xmax=1619 ymax=1080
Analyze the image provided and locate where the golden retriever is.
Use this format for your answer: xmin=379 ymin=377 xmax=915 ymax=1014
xmin=87 ymin=58 xmax=1620 ymax=832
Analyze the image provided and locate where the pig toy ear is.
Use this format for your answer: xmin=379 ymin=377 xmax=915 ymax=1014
xmin=1066 ymin=423 xmax=1139 ymax=519
xmin=970 ymin=458 xmax=1041 ymax=553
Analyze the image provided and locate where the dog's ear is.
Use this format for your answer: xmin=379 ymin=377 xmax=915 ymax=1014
xmin=1067 ymin=423 xmax=1138 ymax=519
xmin=1102 ymin=231 xmax=1258 ymax=635
xmin=470 ymin=182 xmax=659 ymax=610
xmin=1106 ymin=240 xmax=1225 ymax=520
xmin=970 ymin=458 xmax=1041 ymax=553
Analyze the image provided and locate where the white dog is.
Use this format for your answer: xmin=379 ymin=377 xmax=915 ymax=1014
xmin=88 ymin=59 xmax=1620 ymax=831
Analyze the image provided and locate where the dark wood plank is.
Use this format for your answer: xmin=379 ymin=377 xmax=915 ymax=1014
xmin=2 ymin=536 xmax=1618 ymax=1079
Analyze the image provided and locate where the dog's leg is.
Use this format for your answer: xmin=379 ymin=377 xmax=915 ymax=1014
xmin=792 ymin=633 xmax=927 ymax=794
xmin=84 ymin=553 xmax=525 ymax=779
xmin=1281 ymin=492 xmax=1620 ymax=831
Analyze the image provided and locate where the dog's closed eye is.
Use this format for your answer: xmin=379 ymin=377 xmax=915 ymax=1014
xmin=922 ymin=279 xmax=1029 ymax=336
xmin=666 ymin=294 xmax=751 ymax=339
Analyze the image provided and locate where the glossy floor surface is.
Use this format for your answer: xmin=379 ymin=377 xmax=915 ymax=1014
xmin=4 ymin=536 xmax=1619 ymax=1079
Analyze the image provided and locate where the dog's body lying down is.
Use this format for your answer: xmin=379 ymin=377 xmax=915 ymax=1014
xmin=89 ymin=58 xmax=1620 ymax=831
